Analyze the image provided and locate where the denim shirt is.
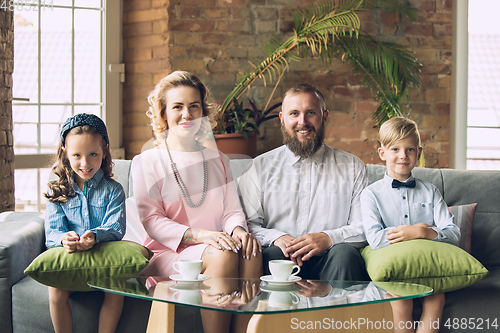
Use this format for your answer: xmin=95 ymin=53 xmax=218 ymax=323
xmin=45 ymin=169 xmax=126 ymax=248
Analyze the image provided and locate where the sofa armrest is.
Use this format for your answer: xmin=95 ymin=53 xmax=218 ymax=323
xmin=0 ymin=212 xmax=46 ymax=285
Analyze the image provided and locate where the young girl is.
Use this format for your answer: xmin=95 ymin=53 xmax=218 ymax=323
xmin=44 ymin=113 xmax=126 ymax=333
xmin=132 ymin=71 xmax=262 ymax=333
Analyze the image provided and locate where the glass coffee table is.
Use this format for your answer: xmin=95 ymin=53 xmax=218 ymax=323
xmin=88 ymin=276 xmax=432 ymax=333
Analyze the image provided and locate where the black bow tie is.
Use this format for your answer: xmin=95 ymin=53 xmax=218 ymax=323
xmin=392 ymin=179 xmax=416 ymax=189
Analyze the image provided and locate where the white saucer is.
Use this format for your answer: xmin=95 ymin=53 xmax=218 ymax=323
xmin=169 ymin=274 xmax=210 ymax=283
xmin=260 ymin=284 xmax=300 ymax=293
xmin=260 ymin=275 xmax=301 ymax=285
xmin=170 ymin=283 xmax=210 ymax=291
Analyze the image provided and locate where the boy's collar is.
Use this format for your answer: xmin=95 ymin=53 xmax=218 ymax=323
xmin=383 ymin=173 xmax=415 ymax=186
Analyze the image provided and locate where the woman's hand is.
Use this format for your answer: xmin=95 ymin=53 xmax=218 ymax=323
xmin=232 ymin=280 xmax=260 ymax=305
xmin=231 ymin=226 xmax=262 ymax=259
xmin=182 ymin=228 xmax=240 ymax=253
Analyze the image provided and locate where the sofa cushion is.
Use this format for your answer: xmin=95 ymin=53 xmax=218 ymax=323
xmin=24 ymin=241 xmax=153 ymax=291
xmin=361 ymin=239 xmax=489 ymax=293
xmin=449 ymin=203 xmax=477 ymax=253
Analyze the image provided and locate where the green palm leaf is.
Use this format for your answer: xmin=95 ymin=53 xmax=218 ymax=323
xmin=217 ymin=0 xmax=421 ymax=133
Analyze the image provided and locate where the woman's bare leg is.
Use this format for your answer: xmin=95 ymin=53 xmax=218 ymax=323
xmin=200 ymin=246 xmax=240 ymax=333
xmin=48 ymin=287 xmax=73 ymax=333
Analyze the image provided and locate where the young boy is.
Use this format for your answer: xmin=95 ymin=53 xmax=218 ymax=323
xmin=360 ymin=117 xmax=460 ymax=333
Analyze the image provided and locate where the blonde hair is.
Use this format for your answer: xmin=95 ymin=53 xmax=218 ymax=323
xmin=45 ymin=126 xmax=113 ymax=203
xmin=379 ymin=117 xmax=421 ymax=148
xmin=283 ymin=83 xmax=327 ymax=114
xmin=146 ymin=71 xmax=217 ymax=143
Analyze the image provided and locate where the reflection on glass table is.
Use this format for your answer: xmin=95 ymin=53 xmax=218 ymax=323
xmin=88 ymin=276 xmax=432 ymax=315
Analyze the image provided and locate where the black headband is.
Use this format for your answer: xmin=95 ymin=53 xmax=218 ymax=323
xmin=60 ymin=113 xmax=109 ymax=147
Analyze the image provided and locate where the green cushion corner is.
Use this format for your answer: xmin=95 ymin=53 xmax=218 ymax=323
xmin=24 ymin=241 xmax=153 ymax=292
xmin=361 ymin=240 xmax=489 ymax=294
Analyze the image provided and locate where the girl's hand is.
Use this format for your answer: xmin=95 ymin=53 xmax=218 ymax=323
xmin=77 ymin=230 xmax=95 ymax=251
xmin=231 ymin=226 xmax=262 ymax=259
xmin=62 ymin=231 xmax=79 ymax=253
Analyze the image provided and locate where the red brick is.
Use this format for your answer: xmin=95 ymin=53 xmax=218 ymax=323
xmin=172 ymin=0 xmax=215 ymax=5
xmin=433 ymin=24 xmax=452 ymax=37
xmin=127 ymin=35 xmax=168 ymax=48
xmin=420 ymin=1 xmax=436 ymax=12
xmin=324 ymin=140 xmax=349 ymax=152
xmin=421 ymin=65 xmax=451 ymax=75
xmin=425 ymin=89 xmax=450 ymax=102
xmin=423 ymin=115 xmax=449 ymax=128
xmin=180 ymin=6 xmax=200 ymax=18
xmin=152 ymin=45 xmax=169 ymax=59
xmin=202 ymin=33 xmax=230 ymax=45
xmin=188 ymin=46 xmax=219 ymax=58
xmin=360 ymin=155 xmax=381 ymax=165
xmin=329 ymin=112 xmax=354 ymax=127
xmin=333 ymin=87 xmax=354 ymax=98
xmin=325 ymin=127 xmax=362 ymax=139
xmin=130 ymin=59 xmax=171 ymax=73
xmin=123 ymin=99 xmax=150 ymax=114
xmin=351 ymin=140 xmax=376 ymax=154
xmin=416 ymin=37 xmax=452 ymax=50
xmin=436 ymin=103 xmax=450 ymax=115
xmin=124 ymin=48 xmax=153 ymax=62
xmin=123 ymin=0 xmax=152 ymax=12
xmin=123 ymin=22 xmax=153 ymax=37
xmin=380 ymin=12 xmax=401 ymax=23
xmin=173 ymin=33 xmax=200 ymax=46
xmin=169 ymin=20 xmax=214 ymax=32
xmin=356 ymin=87 xmax=375 ymax=100
xmin=126 ymin=73 xmax=154 ymax=86
xmin=355 ymin=102 xmax=379 ymax=113
xmin=403 ymin=24 xmax=433 ymax=37
xmin=127 ymin=8 xmax=168 ymax=23
xmin=203 ymin=8 xmax=228 ymax=18
xmin=418 ymin=12 xmax=452 ymax=24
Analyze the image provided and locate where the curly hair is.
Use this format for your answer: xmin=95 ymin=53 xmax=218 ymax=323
xmin=44 ymin=125 xmax=114 ymax=203
xmin=146 ymin=70 xmax=217 ymax=144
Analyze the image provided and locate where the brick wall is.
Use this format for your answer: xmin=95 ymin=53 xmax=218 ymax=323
xmin=122 ymin=0 xmax=452 ymax=167
xmin=0 ymin=10 xmax=14 ymax=213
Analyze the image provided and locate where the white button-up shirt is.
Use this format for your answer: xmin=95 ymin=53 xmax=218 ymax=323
xmin=360 ymin=174 xmax=460 ymax=250
xmin=238 ymin=144 xmax=369 ymax=248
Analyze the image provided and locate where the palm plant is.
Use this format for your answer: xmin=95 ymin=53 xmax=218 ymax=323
xmin=214 ymin=0 xmax=421 ymax=133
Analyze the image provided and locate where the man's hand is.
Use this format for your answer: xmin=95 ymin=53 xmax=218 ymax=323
xmin=286 ymin=232 xmax=333 ymax=263
xmin=386 ymin=224 xmax=437 ymax=244
xmin=273 ymin=235 xmax=302 ymax=265
xmin=295 ymin=280 xmax=332 ymax=298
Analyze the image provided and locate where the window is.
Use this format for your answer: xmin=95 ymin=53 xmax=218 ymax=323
xmin=467 ymin=0 xmax=500 ymax=170
xmin=12 ymin=0 xmax=122 ymax=211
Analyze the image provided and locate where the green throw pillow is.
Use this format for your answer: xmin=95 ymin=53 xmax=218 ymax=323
xmin=24 ymin=241 xmax=153 ymax=292
xmin=361 ymin=239 xmax=489 ymax=294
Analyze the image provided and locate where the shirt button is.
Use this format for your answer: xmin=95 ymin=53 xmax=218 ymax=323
xmin=422 ymin=204 xmax=425 ymax=207
xmin=404 ymin=215 xmax=408 ymax=218
xmin=403 ymin=196 xmax=406 ymax=200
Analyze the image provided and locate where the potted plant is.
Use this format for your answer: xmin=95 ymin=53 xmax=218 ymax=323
xmin=212 ymin=99 xmax=281 ymax=157
xmin=212 ymin=0 xmax=422 ymax=156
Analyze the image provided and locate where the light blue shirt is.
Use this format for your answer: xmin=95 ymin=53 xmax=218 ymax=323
xmin=238 ymin=144 xmax=369 ymax=248
xmin=45 ymin=169 xmax=126 ymax=248
xmin=360 ymin=174 xmax=460 ymax=250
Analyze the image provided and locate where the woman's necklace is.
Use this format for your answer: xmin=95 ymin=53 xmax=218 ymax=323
xmin=165 ymin=139 xmax=208 ymax=208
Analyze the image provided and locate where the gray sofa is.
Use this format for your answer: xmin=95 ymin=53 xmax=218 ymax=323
xmin=1 ymin=158 xmax=499 ymax=333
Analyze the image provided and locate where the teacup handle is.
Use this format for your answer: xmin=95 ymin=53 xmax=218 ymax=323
xmin=172 ymin=262 xmax=181 ymax=274
xmin=291 ymin=292 xmax=300 ymax=304
xmin=172 ymin=291 xmax=180 ymax=301
xmin=290 ymin=265 xmax=301 ymax=277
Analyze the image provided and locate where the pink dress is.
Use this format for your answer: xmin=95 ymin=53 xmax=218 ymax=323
xmin=131 ymin=146 xmax=248 ymax=277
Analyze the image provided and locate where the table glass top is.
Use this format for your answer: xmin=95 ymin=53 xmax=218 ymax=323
xmin=88 ymin=276 xmax=432 ymax=315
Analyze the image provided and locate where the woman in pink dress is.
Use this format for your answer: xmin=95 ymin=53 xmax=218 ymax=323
xmin=131 ymin=71 xmax=262 ymax=333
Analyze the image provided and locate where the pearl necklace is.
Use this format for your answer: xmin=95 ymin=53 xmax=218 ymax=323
xmin=165 ymin=139 xmax=208 ymax=208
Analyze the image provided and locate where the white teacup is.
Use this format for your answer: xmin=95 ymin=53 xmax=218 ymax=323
xmin=172 ymin=259 xmax=203 ymax=280
xmin=172 ymin=290 xmax=202 ymax=305
xmin=268 ymin=291 xmax=299 ymax=308
xmin=269 ymin=260 xmax=300 ymax=281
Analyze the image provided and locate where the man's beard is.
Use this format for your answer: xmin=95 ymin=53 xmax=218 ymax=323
xmin=281 ymin=122 xmax=325 ymax=158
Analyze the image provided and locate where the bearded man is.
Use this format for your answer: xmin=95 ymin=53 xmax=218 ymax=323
xmin=238 ymin=83 xmax=369 ymax=281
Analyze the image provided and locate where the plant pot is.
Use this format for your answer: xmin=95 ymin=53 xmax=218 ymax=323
xmin=214 ymin=132 xmax=258 ymax=159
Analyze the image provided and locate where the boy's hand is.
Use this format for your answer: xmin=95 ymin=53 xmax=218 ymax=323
xmin=386 ymin=224 xmax=438 ymax=244
xmin=77 ymin=230 xmax=96 ymax=251
xmin=62 ymin=231 xmax=79 ymax=253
